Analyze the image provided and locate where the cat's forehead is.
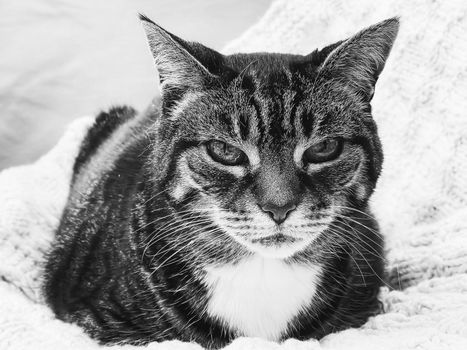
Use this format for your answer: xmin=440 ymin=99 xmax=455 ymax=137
xmin=173 ymin=91 xmax=305 ymax=158
xmin=173 ymin=85 xmax=355 ymax=155
xmin=170 ymin=53 xmax=361 ymax=147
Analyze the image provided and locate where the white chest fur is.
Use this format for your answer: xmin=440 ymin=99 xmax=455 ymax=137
xmin=203 ymin=256 xmax=322 ymax=341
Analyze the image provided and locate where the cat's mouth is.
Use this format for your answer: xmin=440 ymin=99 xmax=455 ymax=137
xmin=234 ymin=232 xmax=313 ymax=259
xmin=250 ymin=233 xmax=298 ymax=246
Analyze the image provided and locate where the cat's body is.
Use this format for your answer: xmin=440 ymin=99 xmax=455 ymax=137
xmin=44 ymin=16 xmax=398 ymax=349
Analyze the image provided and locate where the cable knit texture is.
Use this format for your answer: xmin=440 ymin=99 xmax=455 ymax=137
xmin=1 ymin=0 xmax=467 ymax=349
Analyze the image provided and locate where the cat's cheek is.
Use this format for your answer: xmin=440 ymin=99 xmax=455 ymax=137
xmin=170 ymin=181 xmax=191 ymax=201
xmin=303 ymin=167 xmax=344 ymax=194
xmin=338 ymin=156 xmax=373 ymax=200
xmin=354 ymin=183 xmax=369 ymax=201
xmin=306 ymin=149 xmax=362 ymax=188
xmin=184 ymin=157 xmax=238 ymax=192
xmin=332 ymin=174 xmax=371 ymax=205
xmin=167 ymin=158 xmax=203 ymax=202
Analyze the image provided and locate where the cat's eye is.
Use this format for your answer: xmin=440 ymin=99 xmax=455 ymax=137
xmin=303 ymin=138 xmax=343 ymax=164
xmin=206 ymin=140 xmax=247 ymax=166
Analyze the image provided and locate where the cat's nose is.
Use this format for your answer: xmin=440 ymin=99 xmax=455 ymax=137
xmin=260 ymin=202 xmax=297 ymax=225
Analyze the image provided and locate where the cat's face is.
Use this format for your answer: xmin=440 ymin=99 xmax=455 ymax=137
xmin=142 ymin=16 xmax=397 ymax=259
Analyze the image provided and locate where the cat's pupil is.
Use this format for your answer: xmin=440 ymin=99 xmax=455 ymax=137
xmin=315 ymin=139 xmax=336 ymax=153
xmin=223 ymin=144 xmax=235 ymax=156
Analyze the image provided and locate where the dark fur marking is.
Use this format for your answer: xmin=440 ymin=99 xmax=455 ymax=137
xmin=73 ymin=106 xmax=137 ymax=177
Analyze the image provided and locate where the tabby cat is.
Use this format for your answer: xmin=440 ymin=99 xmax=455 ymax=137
xmin=44 ymin=15 xmax=399 ymax=349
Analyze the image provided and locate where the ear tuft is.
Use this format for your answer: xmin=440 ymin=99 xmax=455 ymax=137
xmin=317 ymin=17 xmax=400 ymax=101
xmin=138 ymin=13 xmax=153 ymax=24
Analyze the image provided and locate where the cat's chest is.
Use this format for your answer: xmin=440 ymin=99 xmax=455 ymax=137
xmin=203 ymin=256 xmax=322 ymax=341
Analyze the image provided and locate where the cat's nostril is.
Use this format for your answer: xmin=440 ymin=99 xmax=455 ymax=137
xmin=260 ymin=202 xmax=297 ymax=225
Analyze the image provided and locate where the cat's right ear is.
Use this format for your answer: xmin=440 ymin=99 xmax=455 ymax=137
xmin=139 ymin=15 xmax=217 ymax=93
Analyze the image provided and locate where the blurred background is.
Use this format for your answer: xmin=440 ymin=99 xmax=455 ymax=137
xmin=0 ymin=0 xmax=271 ymax=169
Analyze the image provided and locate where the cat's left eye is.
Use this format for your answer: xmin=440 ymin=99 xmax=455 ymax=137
xmin=206 ymin=140 xmax=248 ymax=166
xmin=303 ymin=138 xmax=343 ymax=164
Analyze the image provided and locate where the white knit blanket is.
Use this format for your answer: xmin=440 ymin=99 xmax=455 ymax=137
xmin=1 ymin=0 xmax=467 ymax=349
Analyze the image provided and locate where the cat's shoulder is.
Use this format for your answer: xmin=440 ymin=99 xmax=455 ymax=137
xmin=73 ymin=105 xmax=137 ymax=175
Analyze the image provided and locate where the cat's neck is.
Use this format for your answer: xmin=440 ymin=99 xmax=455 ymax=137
xmin=203 ymin=255 xmax=322 ymax=341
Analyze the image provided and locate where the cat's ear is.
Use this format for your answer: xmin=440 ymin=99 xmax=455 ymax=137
xmin=139 ymin=15 xmax=218 ymax=92
xmin=317 ymin=18 xmax=399 ymax=102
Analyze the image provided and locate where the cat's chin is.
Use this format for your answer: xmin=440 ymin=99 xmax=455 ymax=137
xmin=233 ymin=234 xmax=314 ymax=259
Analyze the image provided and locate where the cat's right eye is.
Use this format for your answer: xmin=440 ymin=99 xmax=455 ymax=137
xmin=206 ymin=140 xmax=248 ymax=166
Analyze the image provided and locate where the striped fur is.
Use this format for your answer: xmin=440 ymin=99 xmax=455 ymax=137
xmin=44 ymin=16 xmax=399 ymax=349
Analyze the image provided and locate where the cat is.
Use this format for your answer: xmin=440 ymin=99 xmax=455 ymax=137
xmin=44 ymin=14 xmax=399 ymax=349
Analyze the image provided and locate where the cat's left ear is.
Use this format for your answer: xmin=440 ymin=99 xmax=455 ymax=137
xmin=140 ymin=15 xmax=220 ymax=93
xmin=317 ymin=18 xmax=399 ymax=102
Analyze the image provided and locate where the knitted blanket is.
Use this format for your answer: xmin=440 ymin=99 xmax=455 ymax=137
xmin=1 ymin=0 xmax=467 ymax=349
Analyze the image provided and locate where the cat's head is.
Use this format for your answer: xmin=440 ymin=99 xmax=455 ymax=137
xmin=141 ymin=15 xmax=398 ymax=259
